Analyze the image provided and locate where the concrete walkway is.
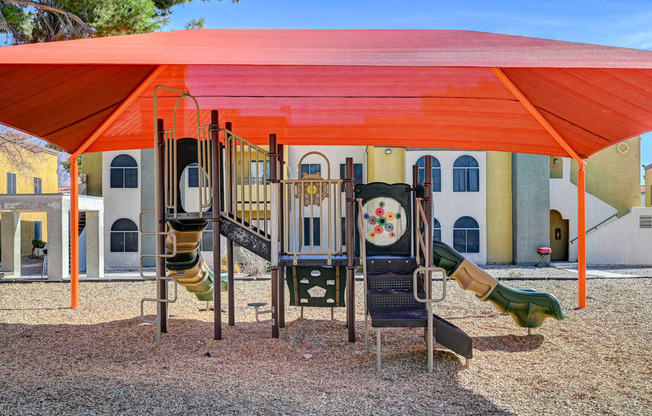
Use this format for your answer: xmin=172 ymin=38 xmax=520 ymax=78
xmin=557 ymin=266 xmax=644 ymax=279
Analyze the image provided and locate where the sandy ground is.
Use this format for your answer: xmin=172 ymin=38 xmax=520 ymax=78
xmin=0 ymin=278 xmax=650 ymax=415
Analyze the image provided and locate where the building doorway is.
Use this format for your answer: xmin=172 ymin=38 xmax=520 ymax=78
xmin=549 ymin=210 xmax=569 ymax=261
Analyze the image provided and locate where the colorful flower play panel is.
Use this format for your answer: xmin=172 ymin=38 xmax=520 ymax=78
xmin=359 ymin=195 xmax=407 ymax=247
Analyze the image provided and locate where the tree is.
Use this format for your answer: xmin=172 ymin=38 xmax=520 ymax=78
xmin=0 ymin=0 xmax=239 ymax=181
xmin=0 ymin=127 xmax=51 ymax=175
xmin=0 ymin=0 xmax=239 ymax=45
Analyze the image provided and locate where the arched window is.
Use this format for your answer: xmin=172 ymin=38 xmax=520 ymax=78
xmin=416 ymin=156 xmax=441 ymax=192
xmin=110 ymin=218 xmax=138 ymax=252
xmin=453 ymin=155 xmax=479 ymax=192
xmin=110 ymin=154 xmax=138 ymax=188
xmin=453 ymin=216 xmax=479 ymax=253
xmin=433 ymin=218 xmax=442 ymax=242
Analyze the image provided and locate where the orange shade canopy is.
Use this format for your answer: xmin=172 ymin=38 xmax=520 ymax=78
xmin=0 ymin=29 xmax=651 ymax=157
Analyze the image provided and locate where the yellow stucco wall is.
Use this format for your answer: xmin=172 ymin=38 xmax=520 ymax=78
xmin=645 ymin=167 xmax=652 ymax=208
xmin=571 ymin=136 xmax=642 ymax=217
xmin=0 ymin=146 xmax=58 ymax=254
xmin=82 ymin=152 xmax=103 ymax=197
xmin=367 ymin=146 xmax=405 ymax=183
xmin=485 ymin=151 xmax=513 ymax=263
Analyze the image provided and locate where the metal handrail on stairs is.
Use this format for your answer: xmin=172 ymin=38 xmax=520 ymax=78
xmin=223 ymin=128 xmax=273 ymax=241
xmin=569 ymin=212 xmax=618 ymax=244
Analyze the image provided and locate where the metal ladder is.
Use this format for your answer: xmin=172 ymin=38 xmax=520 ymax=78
xmin=138 ymin=209 xmax=179 ymax=345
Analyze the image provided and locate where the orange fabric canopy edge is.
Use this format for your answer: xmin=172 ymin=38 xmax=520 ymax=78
xmin=0 ymin=29 xmax=651 ymax=157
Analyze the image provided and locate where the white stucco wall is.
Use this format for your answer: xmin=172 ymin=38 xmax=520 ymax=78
xmin=103 ymin=150 xmax=142 ymax=268
xmin=405 ymin=150 xmax=487 ymax=264
xmin=585 ymin=207 xmax=652 ymax=265
xmin=550 ymin=158 xmax=619 ymax=261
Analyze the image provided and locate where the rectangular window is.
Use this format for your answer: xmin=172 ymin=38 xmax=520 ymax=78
xmin=640 ymin=216 xmax=652 ymax=229
xmin=453 ymin=229 xmax=466 ymax=252
xmin=110 ymin=168 xmax=124 ymax=188
xmin=466 ymin=230 xmax=480 ymax=252
xmin=300 ymin=163 xmax=321 ymax=178
xmin=432 ymin=169 xmax=442 ymax=192
xmin=418 ymin=167 xmax=441 ymax=192
xmin=124 ymin=168 xmax=138 ymax=188
xmin=250 ymin=160 xmax=271 ymax=185
xmin=188 ymin=165 xmax=199 ymax=188
xmin=34 ymin=221 xmax=42 ymax=241
xmin=110 ymin=233 xmax=125 ymax=252
xmin=33 ymin=177 xmax=42 ymax=194
xmin=200 ymin=222 xmax=214 ymax=251
xmin=467 ymin=169 xmax=479 ymax=192
xmin=339 ymin=163 xmax=363 ymax=191
xmin=433 ymin=228 xmax=442 ymax=242
xmin=6 ymin=172 xmax=17 ymax=194
xmin=303 ymin=217 xmax=321 ymax=246
xmin=124 ymin=232 xmax=139 ymax=252
xmin=453 ymin=169 xmax=465 ymax=192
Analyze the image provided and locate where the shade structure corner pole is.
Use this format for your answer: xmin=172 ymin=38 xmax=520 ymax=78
xmin=578 ymin=161 xmax=587 ymax=308
xmin=490 ymin=66 xmax=589 ymax=309
xmin=70 ymin=159 xmax=79 ymax=308
xmin=211 ymin=110 xmax=223 ymax=340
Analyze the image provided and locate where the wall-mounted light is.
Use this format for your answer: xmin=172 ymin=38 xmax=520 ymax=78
xmin=553 ymin=158 xmax=559 ymax=165
xmin=385 ymin=148 xmax=392 ymax=155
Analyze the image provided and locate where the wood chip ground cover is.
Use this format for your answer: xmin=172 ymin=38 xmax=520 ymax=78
xmin=0 ymin=278 xmax=650 ymax=415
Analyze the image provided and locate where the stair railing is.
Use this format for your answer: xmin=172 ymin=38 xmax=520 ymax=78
xmin=222 ymin=127 xmax=272 ymax=241
xmin=569 ymin=212 xmax=618 ymax=244
xmin=356 ymin=199 xmax=370 ymax=353
xmin=412 ymin=265 xmax=448 ymax=374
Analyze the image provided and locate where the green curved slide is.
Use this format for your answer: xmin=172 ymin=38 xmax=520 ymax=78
xmin=166 ymin=218 xmax=227 ymax=302
xmin=432 ymin=241 xmax=566 ymax=328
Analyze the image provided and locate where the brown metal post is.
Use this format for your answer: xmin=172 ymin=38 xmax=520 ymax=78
xmin=277 ymin=143 xmax=286 ymax=328
xmin=211 ymin=110 xmax=222 ymax=340
xmin=225 ymin=122 xmax=235 ymax=327
xmin=412 ymin=164 xmax=420 ymax=262
xmin=423 ymin=157 xmax=433 ymax=297
xmin=227 ymin=239 xmax=235 ymax=326
xmin=269 ymin=133 xmax=280 ymax=338
xmin=345 ymin=157 xmax=356 ymax=342
xmin=157 ymin=119 xmax=168 ymax=333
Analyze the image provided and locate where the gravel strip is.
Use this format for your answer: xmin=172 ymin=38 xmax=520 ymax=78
xmin=1 ymin=278 xmax=650 ymax=415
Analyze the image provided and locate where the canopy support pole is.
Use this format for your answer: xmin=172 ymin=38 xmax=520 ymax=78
xmin=578 ymin=164 xmax=587 ymax=308
xmin=491 ymin=67 xmax=588 ymax=309
xmin=66 ymin=65 xmax=167 ymax=309
xmin=70 ymin=161 xmax=79 ymax=308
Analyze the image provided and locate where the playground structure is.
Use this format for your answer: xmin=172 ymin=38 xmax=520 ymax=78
xmin=141 ymin=87 xmax=566 ymax=371
xmin=1 ymin=29 xmax=650 ymax=372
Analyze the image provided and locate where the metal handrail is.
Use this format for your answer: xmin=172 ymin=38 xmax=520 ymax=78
xmin=223 ymin=128 xmax=273 ymax=240
xmin=282 ymin=179 xmax=344 ymax=264
xmin=569 ymin=212 xmax=618 ymax=244
xmin=413 ymin=266 xmax=448 ymax=304
xmin=138 ymin=210 xmax=178 ymax=280
xmin=140 ymin=276 xmax=178 ymax=326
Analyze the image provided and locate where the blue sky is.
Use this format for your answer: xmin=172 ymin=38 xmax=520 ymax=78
xmin=164 ymin=0 xmax=651 ymax=179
